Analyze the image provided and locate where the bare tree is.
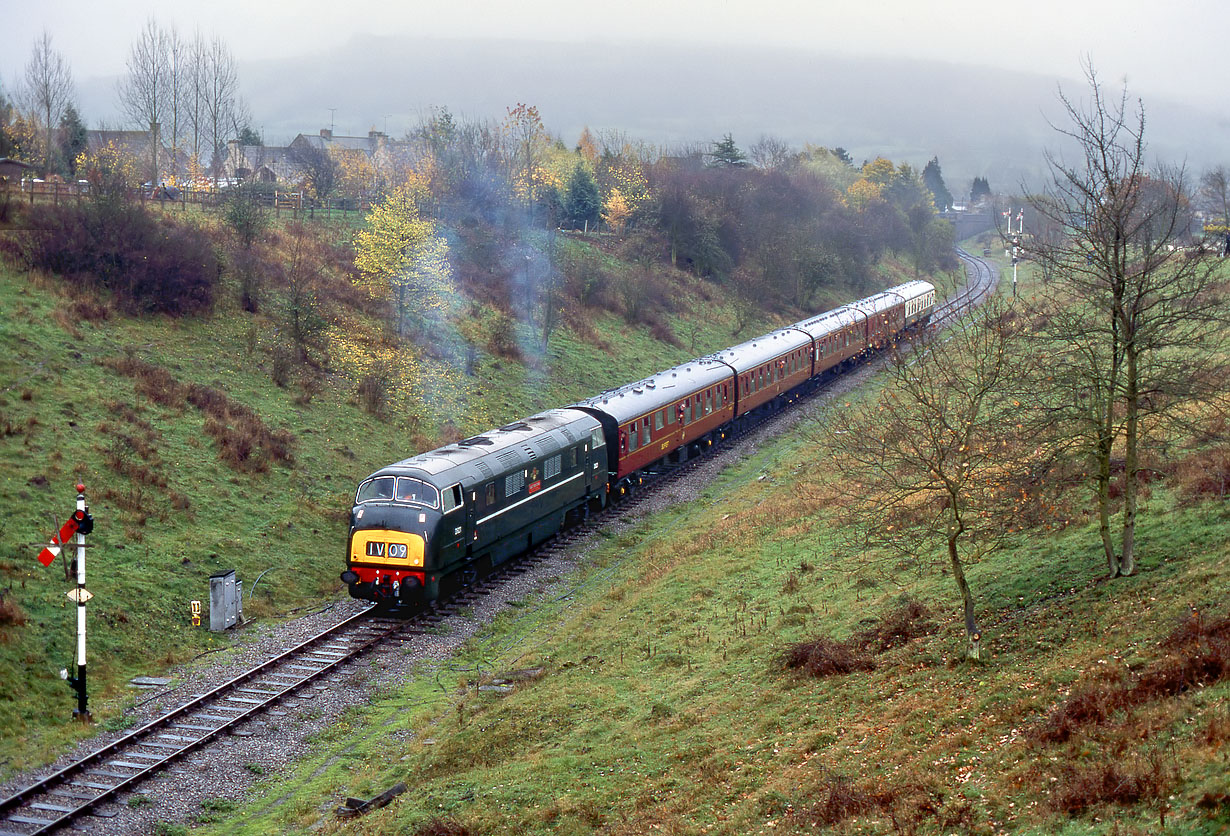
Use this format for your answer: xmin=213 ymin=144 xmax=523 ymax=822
xmin=185 ymin=30 xmax=208 ymax=174
xmin=21 ymin=30 xmax=75 ymax=176
xmin=823 ymin=299 xmax=1032 ymax=659
xmin=202 ymin=35 xmax=245 ymax=177
xmin=1200 ymin=166 xmax=1229 ymax=228
xmin=747 ymin=134 xmax=795 ymax=170
xmin=1026 ymin=64 xmax=1227 ymax=577
xmin=117 ymin=18 xmax=170 ymax=183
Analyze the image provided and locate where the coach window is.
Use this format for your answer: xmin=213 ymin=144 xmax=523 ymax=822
xmin=655 ymin=409 xmax=665 ymax=431
xmin=705 ymin=390 xmax=712 ymax=414
xmin=629 ymin=422 xmax=639 ymax=451
xmin=643 ymin=416 xmax=652 ymax=443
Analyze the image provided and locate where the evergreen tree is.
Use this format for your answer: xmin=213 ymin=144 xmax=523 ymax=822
xmin=564 ymin=160 xmax=601 ymax=230
xmin=708 ymin=134 xmax=747 ymax=168
xmin=56 ymin=103 xmax=87 ymax=177
xmin=237 ymin=125 xmax=261 ymax=146
xmin=970 ymin=176 xmax=991 ymax=204
xmin=0 ymin=80 xmax=15 ymax=158
xmin=922 ymin=156 xmax=953 ymax=210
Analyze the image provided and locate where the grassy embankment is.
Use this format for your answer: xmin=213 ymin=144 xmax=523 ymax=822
xmin=0 ymin=210 xmax=920 ymax=779
xmin=197 ymin=253 xmax=1230 ymax=836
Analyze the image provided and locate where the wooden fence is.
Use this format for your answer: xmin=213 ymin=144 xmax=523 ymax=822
xmin=1 ymin=181 xmax=371 ymax=221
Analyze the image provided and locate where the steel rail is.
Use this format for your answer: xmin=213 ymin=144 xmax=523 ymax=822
xmin=0 ymin=605 xmax=411 ymax=835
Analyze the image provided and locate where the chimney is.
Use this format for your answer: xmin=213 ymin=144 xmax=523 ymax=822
xmin=320 ymin=128 xmax=332 ymax=140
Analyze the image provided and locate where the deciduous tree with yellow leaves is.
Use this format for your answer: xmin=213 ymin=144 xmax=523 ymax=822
xmin=354 ymin=173 xmax=453 ymax=339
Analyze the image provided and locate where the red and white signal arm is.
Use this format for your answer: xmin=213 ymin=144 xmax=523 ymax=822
xmin=37 ymin=514 xmax=82 ymax=567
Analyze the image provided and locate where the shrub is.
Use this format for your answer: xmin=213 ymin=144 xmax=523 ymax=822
xmin=783 ymin=636 xmax=874 ymax=677
xmin=13 ymin=202 xmax=216 ymax=316
xmin=0 ymin=592 xmax=29 ymax=627
xmin=357 ymin=361 xmax=393 ymax=416
xmin=1034 ymin=608 xmax=1230 ymax=743
xmin=1049 ymin=752 xmax=1174 ymax=815
xmin=854 ymin=597 xmax=936 ymax=653
xmin=413 ymin=819 xmax=469 ymax=836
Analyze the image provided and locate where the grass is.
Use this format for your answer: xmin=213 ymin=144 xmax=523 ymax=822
xmin=204 ymin=442 xmax=1230 ymax=835
xmin=181 ymin=250 xmax=1230 ymax=835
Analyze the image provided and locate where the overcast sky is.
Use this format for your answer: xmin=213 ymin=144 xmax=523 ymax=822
xmin=2 ymin=0 xmax=1225 ymax=112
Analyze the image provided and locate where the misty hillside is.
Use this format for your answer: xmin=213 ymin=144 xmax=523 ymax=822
xmin=226 ymin=37 xmax=1230 ymax=193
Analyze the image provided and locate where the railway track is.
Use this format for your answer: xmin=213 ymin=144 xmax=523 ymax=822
xmin=0 ymin=251 xmax=997 ymax=834
xmin=939 ymin=248 xmax=999 ymax=324
xmin=0 ymin=607 xmax=440 ymax=834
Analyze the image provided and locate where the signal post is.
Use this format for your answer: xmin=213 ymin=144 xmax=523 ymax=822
xmin=36 ymin=483 xmax=94 ymax=721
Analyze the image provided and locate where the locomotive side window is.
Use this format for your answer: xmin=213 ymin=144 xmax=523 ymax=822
xmin=356 ymin=476 xmax=395 ymax=504
xmin=485 ymin=482 xmax=496 ymax=506
xmin=442 ymin=484 xmax=463 ymax=513
xmin=568 ymin=447 xmax=578 ymax=469
xmin=394 ymin=477 xmax=441 ymax=508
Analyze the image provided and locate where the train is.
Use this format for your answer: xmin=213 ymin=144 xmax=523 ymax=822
xmin=341 ymin=280 xmax=937 ymax=606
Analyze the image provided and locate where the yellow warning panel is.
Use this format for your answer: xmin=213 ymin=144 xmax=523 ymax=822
xmin=350 ymin=530 xmax=425 ymax=567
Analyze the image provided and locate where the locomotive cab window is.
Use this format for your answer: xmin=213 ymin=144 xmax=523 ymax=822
xmin=591 ymin=427 xmax=605 ymax=449
xmin=442 ymin=484 xmax=464 ymax=513
xmin=398 ymin=477 xmax=441 ymax=507
xmin=356 ymin=476 xmax=395 ymax=504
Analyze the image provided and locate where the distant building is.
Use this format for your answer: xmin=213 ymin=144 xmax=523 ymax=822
xmin=84 ymin=126 xmax=190 ymax=184
xmin=0 ymin=157 xmax=33 ymax=184
xmin=221 ymin=128 xmax=419 ymax=194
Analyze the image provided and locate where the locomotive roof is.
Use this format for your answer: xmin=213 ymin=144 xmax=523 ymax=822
xmin=570 ymin=356 xmax=733 ymax=422
xmin=366 ymin=408 xmax=601 ymax=483
xmin=707 ymin=326 xmax=813 ymax=373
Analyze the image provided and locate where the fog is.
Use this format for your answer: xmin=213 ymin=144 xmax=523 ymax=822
xmin=234 ymin=37 xmax=1229 ymax=194
xmin=59 ymin=34 xmax=1230 ymax=196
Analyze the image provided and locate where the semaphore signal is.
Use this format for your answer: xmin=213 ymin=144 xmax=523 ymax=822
xmin=35 ymin=483 xmax=95 ymax=721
